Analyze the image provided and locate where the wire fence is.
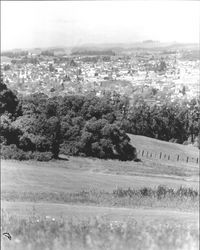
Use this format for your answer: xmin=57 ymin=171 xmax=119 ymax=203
xmin=137 ymin=149 xmax=199 ymax=165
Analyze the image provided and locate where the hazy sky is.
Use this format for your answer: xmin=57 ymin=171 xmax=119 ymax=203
xmin=1 ymin=1 xmax=200 ymax=51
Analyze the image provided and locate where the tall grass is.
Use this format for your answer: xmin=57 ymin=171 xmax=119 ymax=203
xmin=1 ymin=211 xmax=199 ymax=250
xmin=113 ymin=185 xmax=199 ymax=199
xmin=2 ymin=186 xmax=199 ymax=210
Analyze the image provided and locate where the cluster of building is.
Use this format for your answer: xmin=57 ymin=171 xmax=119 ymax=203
xmin=1 ymin=49 xmax=199 ymax=104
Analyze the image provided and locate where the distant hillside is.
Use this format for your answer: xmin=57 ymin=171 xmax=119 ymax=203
xmin=70 ymin=42 xmax=199 ymax=52
xmin=71 ymin=48 xmax=115 ymax=56
xmin=2 ymin=42 xmax=198 ymax=56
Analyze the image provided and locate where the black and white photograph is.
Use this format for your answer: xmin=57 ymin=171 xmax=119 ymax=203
xmin=1 ymin=1 xmax=200 ymax=249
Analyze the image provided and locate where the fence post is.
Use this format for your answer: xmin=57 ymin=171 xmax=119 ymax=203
xmin=186 ymin=157 xmax=189 ymax=163
xmin=160 ymin=152 xmax=162 ymax=159
xmin=146 ymin=151 xmax=149 ymax=157
xmin=150 ymin=153 xmax=152 ymax=158
xmin=197 ymin=158 xmax=199 ymax=164
xmin=168 ymin=155 xmax=170 ymax=160
xmin=177 ymin=155 xmax=180 ymax=161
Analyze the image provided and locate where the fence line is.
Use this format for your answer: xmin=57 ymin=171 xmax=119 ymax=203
xmin=136 ymin=149 xmax=199 ymax=165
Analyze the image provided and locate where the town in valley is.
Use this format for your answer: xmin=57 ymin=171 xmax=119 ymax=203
xmin=1 ymin=42 xmax=199 ymax=106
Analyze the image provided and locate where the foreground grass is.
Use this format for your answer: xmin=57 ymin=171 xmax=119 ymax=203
xmin=2 ymin=186 xmax=199 ymax=211
xmin=1 ymin=212 xmax=199 ymax=250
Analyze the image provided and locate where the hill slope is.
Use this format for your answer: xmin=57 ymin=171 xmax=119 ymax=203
xmin=129 ymin=134 xmax=199 ymax=164
xmin=1 ymin=135 xmax=199 ymax=250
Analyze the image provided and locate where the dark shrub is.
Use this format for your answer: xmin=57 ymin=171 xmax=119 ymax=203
xmin=140 ymin=187 xmax=152 ymax=196
xmin=1 ymin=144 xmax=28 ymax=160
xmin=1 ymin=144 xmax=52 ymax=161
xmin=35 ymin=136 xmax=51 ymax=152
xmin=112 ymin=186 xmax=199 ymax=199
xmin=157 ymin=185 xmax=168 ymax=199
xmin=134 ymin=158 xmax=141 ymax=162
xmin=176 ymin=186 xmax=198 ymax=198
xmin=19 ymin=134 xmax=36 ymax=151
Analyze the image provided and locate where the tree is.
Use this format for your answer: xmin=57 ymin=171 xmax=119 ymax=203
xmin=0 ymin=76 xmax=19 ymax=116
xmin=78 ymin=118 xmax=136 ymax=160
xmin=0 ymin=114 xmax=22 ymax=145
xmin=45 ymin=117 xmax=61 ymax=158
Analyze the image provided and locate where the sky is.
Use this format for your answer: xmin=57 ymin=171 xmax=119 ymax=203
xmin=1 ymin=1 xmax=200 ymax=51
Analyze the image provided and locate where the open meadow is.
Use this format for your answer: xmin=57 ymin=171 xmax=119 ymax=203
xmin=1 ymin=1 xmax=200 ymax=249
xmin=1 ymin=136 xmax=199 ymax=250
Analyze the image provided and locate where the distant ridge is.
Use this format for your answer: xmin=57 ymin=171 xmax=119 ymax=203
xmin=1 ymin=42 xmax=198 ymax=54
xmin=71 ymin=42 xmax=198 ymax=50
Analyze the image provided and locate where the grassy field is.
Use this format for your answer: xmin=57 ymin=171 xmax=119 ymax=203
xmin=2 ymin=201 xmax=198 ymax=222
xmin=1 ymin=158 xmax=199 ymax=195
xmin=1 ymin=135 xmax=199 ymax=249
xmin=2 ymin=212 xmax=199 ymax=250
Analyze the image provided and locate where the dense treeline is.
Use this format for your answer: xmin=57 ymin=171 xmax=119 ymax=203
xmin=122 ymin=98 xmax=199 ymax=146
xmin=1 ymin=77 xmax=199 ymax=161
xmin=0 ymin=79 xmax=136 ymax=160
